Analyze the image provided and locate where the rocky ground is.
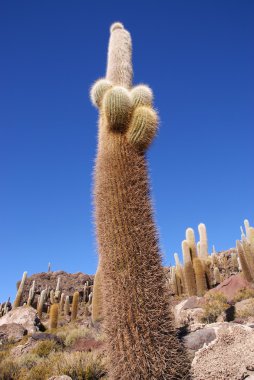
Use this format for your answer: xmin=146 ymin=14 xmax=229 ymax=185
xmin=1 ymin=264 xmax=254 ymax=379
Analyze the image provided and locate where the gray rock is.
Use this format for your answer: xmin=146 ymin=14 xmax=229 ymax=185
xmin=0 ymin=323 xmax=27 ymax=344
xmin=184 ymin=328 xmax=216 ymax=351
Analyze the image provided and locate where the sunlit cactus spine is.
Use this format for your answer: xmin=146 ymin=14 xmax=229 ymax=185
xmin=186 ymin=227 xmax=197 ymax=261
xmin=64 ymin=295 xmax=70 ymax=316
xmin=249 ymin=227 xmax=254 ymax=251
xmin=71 ymin=291 xmax=79 ymax=321
xmin=198 ymin=223 xmax=208 ymax=259
xmin=213 ymin=267 xmax=221 ymax=285
xmin=13 ymin=271 xmax=27 ymax=308
xmin=49 ymin=303 xmax=59 ymax=330
xmin=193 ymin=257 xmax=207 ymax=296
xmin=37 ymin=289 xmax=46 ymax=318
xmin=92 ymin=264 xmax=103 ymax=323
xmin=237 ymin=240 xmax=253 ymax=282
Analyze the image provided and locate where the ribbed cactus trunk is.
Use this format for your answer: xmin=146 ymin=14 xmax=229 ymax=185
xmin=93 ymin=23 xmax=189 ymax=380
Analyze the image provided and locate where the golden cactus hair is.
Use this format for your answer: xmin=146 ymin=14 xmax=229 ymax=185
xmin=186 ymin=227 xmax=197 ymax=260
xmin=49 ymin=303 xmax=59 ymax=330
xmin=13 ymin=271 xmax=27 ymax=309
xmin=242 ymin=235 xmax=254 ymax=274
xmin=237 ymin=240 xmax=253 ymax=282
xmin=71 ymin=291 xmax=79 ymax=321
xmin=91 ymin=22 xmax=190 ymax=379
xmin=193 ymin=257 xmax=207 ymax=296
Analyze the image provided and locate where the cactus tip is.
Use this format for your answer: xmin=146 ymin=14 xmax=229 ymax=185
xmin=110 ymin=22 xmax=124 ymax=33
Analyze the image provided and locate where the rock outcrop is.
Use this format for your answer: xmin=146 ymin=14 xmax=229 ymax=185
xmin=0 ymin=305 xmax=37 ymax=333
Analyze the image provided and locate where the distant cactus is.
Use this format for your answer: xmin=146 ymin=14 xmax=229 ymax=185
xmin=186 ymin=228 xmax=197 ymax=260
xmin=214 ymin=267 xmax=221 ymax=285
xmin=49 ymin=303 xmax=59 ymax=330
xmin=50 ymin=289 xmax=55 ymax=304
xmin=198 ymin=223 xmax=208 ymax=259
xmin=13 ymin=271 xmax=27 ymax=308
xmin=88 ymin=291 xmax=93 ymax=305
xmin=92 ymin=264 xmax=103 ymax=323
xmin=59 ymin=293 xmax=65 ymax=314
xmin=193 ymin=258 xmax=207 ymax=296
xmin=237 ymin=240 xmax=253 ymax=282
xmin=242 ymin=236 xmax=254 ymax=274
xmin=71 ymin=291 xmax=79 ymax=321
xmin=64 ymin=295 xmax=70 ymax=316
xmin=244 ymin=219 xmax=250 ymax=240
xmin=27 ymin=280 xmax=35 ymax=306
xmin=48 ymin=262 xmax=51 ymax=273
xmin=231 ymin=252 xmax=239 ymax=271
xmin=37 ymin=289 xmax=46 ymax=318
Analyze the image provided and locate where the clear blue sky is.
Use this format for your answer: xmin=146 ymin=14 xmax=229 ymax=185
xmin=1 ymin=1 xmax=253 ymax=302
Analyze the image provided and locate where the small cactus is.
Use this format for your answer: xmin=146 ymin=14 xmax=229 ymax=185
xmin=92 ymin=265 xmax=103 ymax=323
xmin=48 ymin=262 xmax=51 ymax=273
xmin=50 ymin=289 xmax=55 ymax=304
xmin=130 ymin=85 xmax=153 ymax=107
xmin=90 ymin=78 xmax=112 ymax=108
xmin=49 ymin=303 xmax=59 ymax=330
xmin=71 ymin=291 xmax=79 ymax=321
xmin=102 ymin=86 xmax=132 ymax=131
xmin=27 ymin=280 xmax=35 ymax=306
xmin=59 ymin=292 xmax=65 ymax=314
xmin=13 ymin=271 xmax=27 ymax=308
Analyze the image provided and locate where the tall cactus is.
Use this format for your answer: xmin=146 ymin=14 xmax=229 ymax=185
xmin=182 ymin=240 xmax=197 ymax=296
xmin=193 ymin=257 xmax=207 ymax=296
xmin=37 ymin=289 xmax=46 ymax=318
xmin=91 ymin=22 xmax=189 ymax=379
xmin=13 ymin=271 xmax=27 ymax=308
xmin=64 ymin=295 xmax=70 ymax=316
xmin=237 ymin=240 xmax=253 ymax=282
xmin=198 ymin=223 xmax=208 ymax=259
xmin=186 ymin=227 xmax=197 ymax=260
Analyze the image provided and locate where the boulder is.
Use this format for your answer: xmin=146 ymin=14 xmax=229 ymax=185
xmin=0 ymin=306 xmax=37 ymax=333
xmin=192 ymin=323 xmax=254 ymax=380
xmin=184 ymin=327 xmax=216 ymax=352
xmin=0 ymin=323 xmax=27 ymax=344
xmin=208 ymin=273 xmax=254 ymax=302
xmin=174 ymin=297 xmax=205 ymax=328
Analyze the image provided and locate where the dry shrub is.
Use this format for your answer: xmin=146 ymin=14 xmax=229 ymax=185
xmin=0 ymin=358 xmax=19 ymax=379
xmin=201 ymin=292 xmax=228 ymax=323
xmin=31 ymin=340 xmax=61 ymax=357
xmin=57 ymin=326 xmax=92 ymax=347
xmin=233 ymin=288 xmax=254 ymax=303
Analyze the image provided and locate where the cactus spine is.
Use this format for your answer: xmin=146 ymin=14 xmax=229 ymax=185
xmin=49 ymin=303 xmax=59 ymax=330
xmin=13 ymin=271 xmax=27 ymax=308
xmin=71 ymin=291 xmax=79 ymax=321
xmin=91 ymin=22 xmax=189 ymax=379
